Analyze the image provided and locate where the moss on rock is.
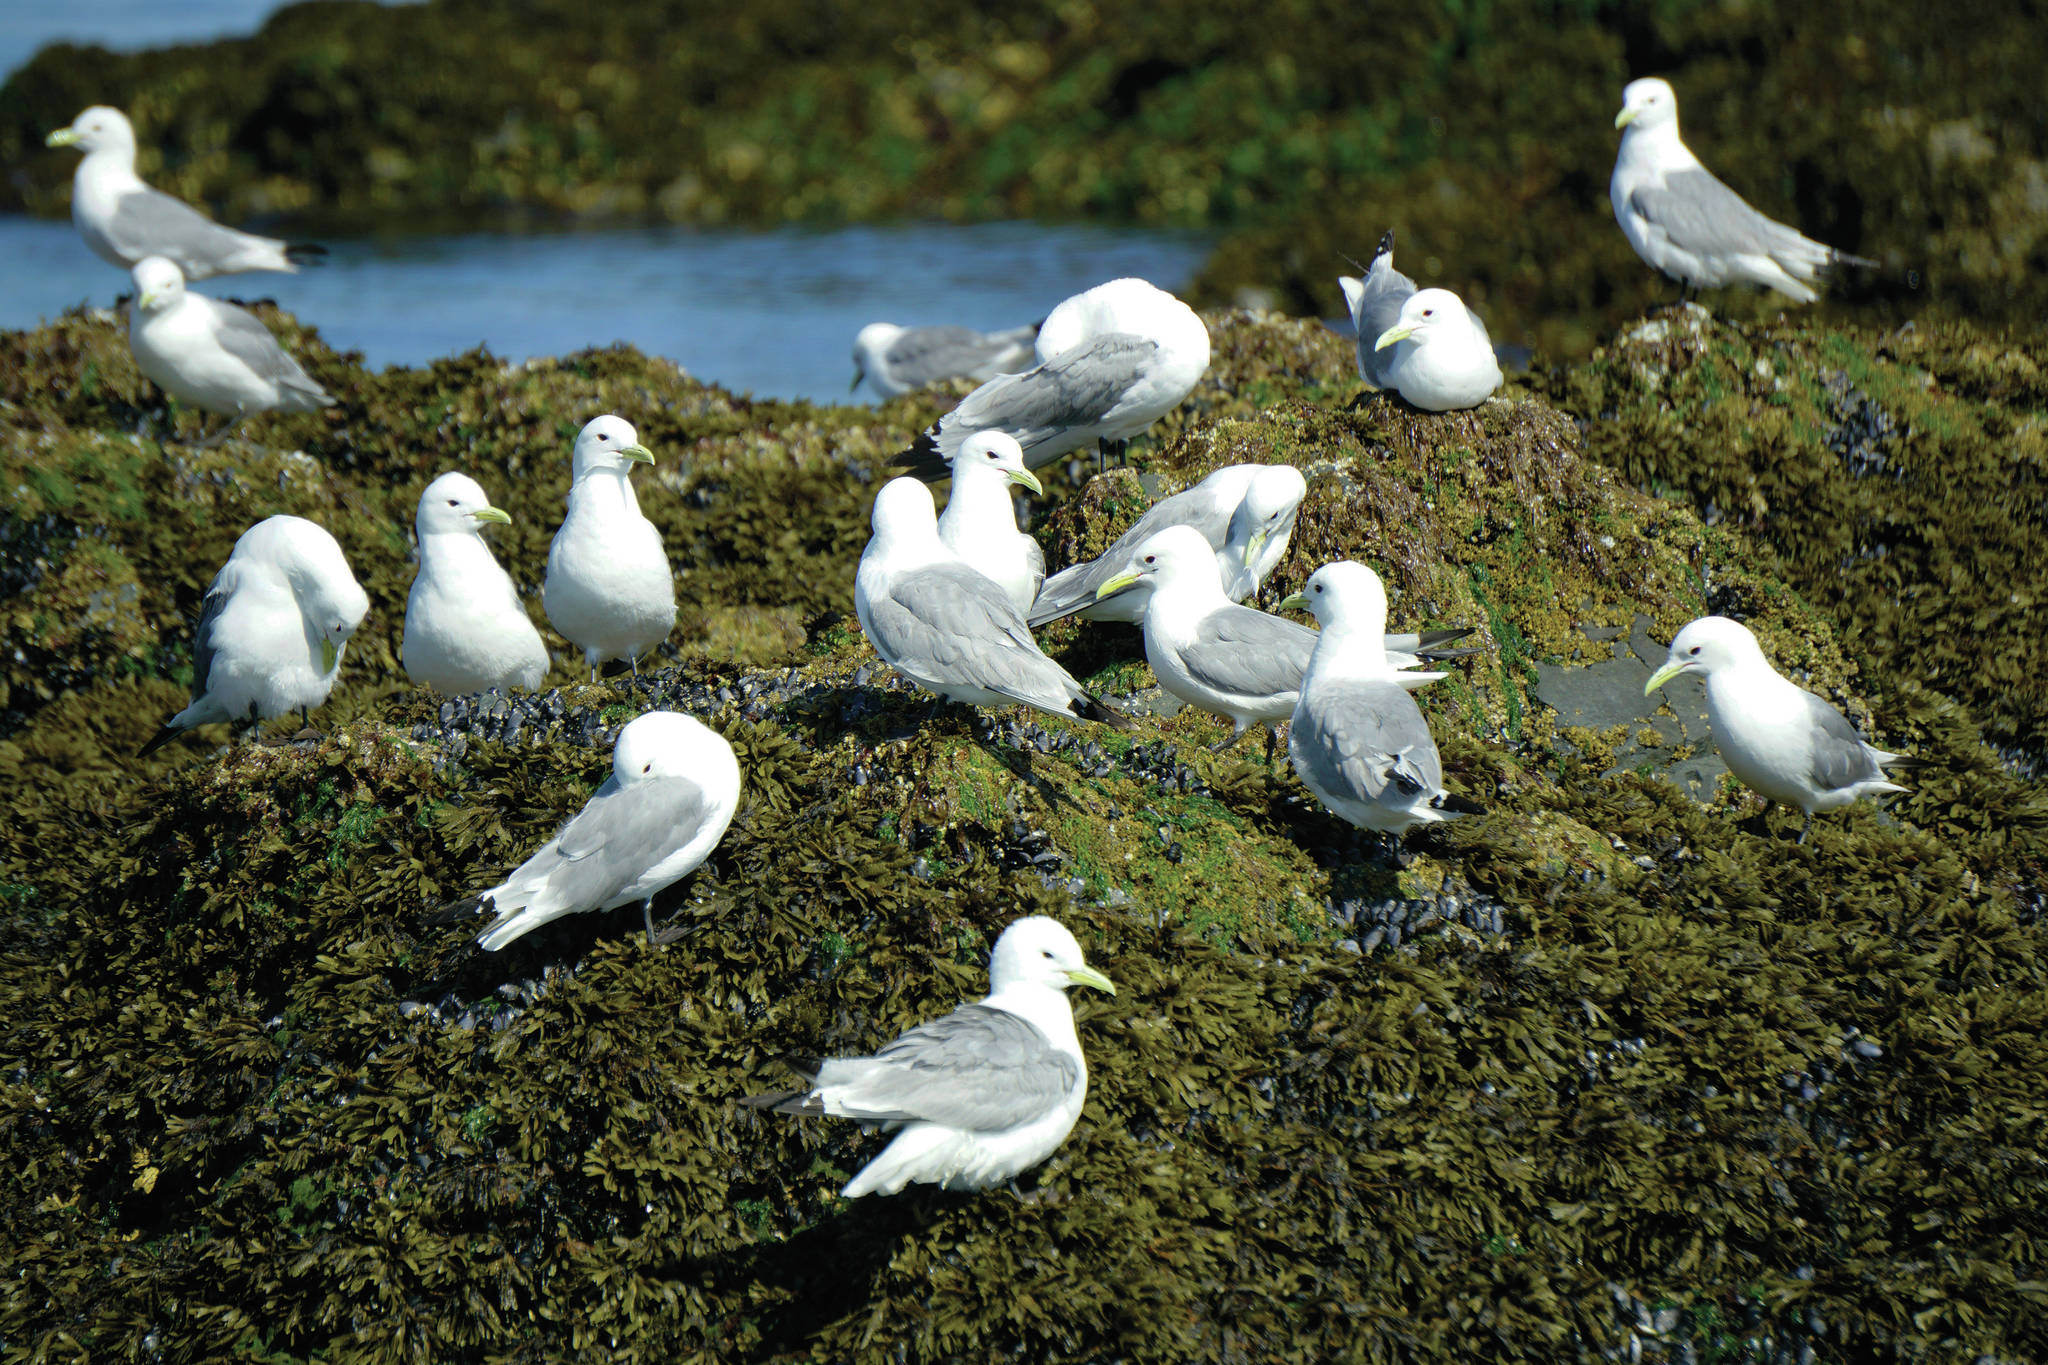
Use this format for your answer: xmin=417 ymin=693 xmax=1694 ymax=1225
xmin=0 ymin=304 xmax=2043 ymax=1363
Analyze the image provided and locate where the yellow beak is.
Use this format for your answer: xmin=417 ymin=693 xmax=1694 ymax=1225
xmin=1276 ymin=591 xmax=1309 ymax=612
xmin=472 ymin=506 xmax=512 ymax=526
xmin=46 ymin=128 xmax=79 ymax=148
xmin=137 ymin=290 xmax=160 ymax=310
xmin=321 ymin=638 xmax=339 ymax=673
xmin=1642 ymin=658 xmax=1690 ymax=695
xmin=1094 ymin=570 xmax=1142 ymax=601
xmin=620 ymin=442 xmax=655 ymax=465
xmin=1066 ymin=965 xmax=1116 ymax=995
xmin=1374 ymin=324 xmax=1414 ymax=352
xmin=1244 ymin=529 xmax=1267 ymax=565
xmin=1615 ymin=107 xmax=1638 ymax=130
xmin=849 ymin=370 xmax=864 ymax=393
xmin=1007 ymin=467 xmax=1044 ymax=495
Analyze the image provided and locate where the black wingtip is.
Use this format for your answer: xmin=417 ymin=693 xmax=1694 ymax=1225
xmin=1073 ymin=692 xmax=1135 ymax=730
xmin=1371 ymin=229 xmax=1396 ymax=265
xmin=890 ymin=426 xmax=951 ymax=482
xmin=1438 ymin=793 xmax=1489 ymax=817
xmin=423 ymin=894 xmax=488 ymax=928
xmin=285 ymin=242 xmax=328 ymax=266
xmin=136 ymin=724 xmax=181 ymax=758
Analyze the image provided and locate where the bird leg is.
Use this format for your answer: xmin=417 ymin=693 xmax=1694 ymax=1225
xmin=1207 ymin=730 xmax=1242 ymax=755
xmin=1096 ymin=436 xmax=1113 ymax=474
xmin=1797 ymin=813 xmax=1815 ymax=845
xmin=189 ymin=415 xmax=243 ymax=449
xmin=1264 ymin=726 xmax=1279 ymax=766
xmin=642 ymin=899 xmax=660 ymax=947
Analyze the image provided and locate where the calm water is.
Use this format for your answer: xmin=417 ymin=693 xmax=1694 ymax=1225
xmin=0 ymin=1 xmax=398 ymax=83
xmin=0 ymin=215 xmax=1213 ymax=403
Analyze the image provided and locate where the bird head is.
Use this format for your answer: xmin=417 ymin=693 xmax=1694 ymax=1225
xmin=416 ymin=471 xmax=511 ymax=539
xmin=951 ymin=431 xmax=1043 ymax=495
xmin=46 ymin=105 xmax=135 ymax=158
xmin=570 ymin=414 xmax=655 ymax=480
xmin=987 ymin=916 xmax=1116 ymax=996
xmin=131 ymin=256 xmax=186 ymax=313
xmin=1643 ymin=615 xmax=1762 ymax=694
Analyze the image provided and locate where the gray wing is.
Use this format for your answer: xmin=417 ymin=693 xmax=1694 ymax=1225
xmin=188 ymin=581 xmax=231 ymax=704
xmin=872 ymin=563 xmax=1081 ymax=701
xmin=949 ymin=333 xmax=1161 ymax=460
xmin=1178 ymin=605 xmax=1315 ymax=699
xmin=512 ymin=774 xmax=714 ymax=910
xmin=1800 ymin=691 xmax=1888 ymax=792
xmin=208 ymin=304 xmax=332 ymax=404
xmin=1027 ymin=484 xmax=1232 ymax=626
xmin=1023 ymin=534 xmax=1046 ymax=598
xmin=1347 ymin=252 xmax=1415 ymax=390
xmin=107 ymin=187 xmax=271 ymax=274
xmin=824 ymin=1004 xmax=1079 ymax=1130
xmin=1293 ymin=676 xmax=1443 ymax=803
xmin=1629 ymin=168 xmax=1815 ymax=260
xmin=886 ymin=326 xmax=1025 ymax=388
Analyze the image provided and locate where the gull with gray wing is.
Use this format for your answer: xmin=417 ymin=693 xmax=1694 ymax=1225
xmin=1611 ymin=78 xmax=1875 ymax=302
xmin=743 ymin=916 xmax=1115 ymax=1197
xmin=46 ymin=106 xmax=324 ymax=279
xmin=936 ymin=431 xmax=1047 ymax=615
xmin=544 ymin=415 xmax=677 ymax=679
xmin=449 ymin=710 xmax=741 ymax=950
xmin=852 ymin=321 xmax=1040 ymax=398
xmin=1282 ymin=561 xmax=1470 ymax=835
xmin=857 ymin=478 xmax=1129 ymax=727
xmin=1094 ymin=527 xmax=1478 ymax=759
xmin=1338 ymin=232 xmax=1500 ymax=412
xmin=1645 ymin=615 xmax=1914 ymax=842
xmin=1028 ymin=463 xmax=1306 ymax=628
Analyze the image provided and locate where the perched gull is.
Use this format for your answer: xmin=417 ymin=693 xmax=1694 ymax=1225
xmin=855 ymin=478 xmax=1130 ymax=727
xmin=1280 ymin=561 xmax=1467 ymax=835
xmin=743 ymin=915 xmax=1115 ymax=1197
xmin=127 ymin=256 xmax=335 ymax=446
xmin=1094 ymin=526 xmax=1478 ymax=758
xmin=1028 ymin=463 xmax=1306 ymax=628
xmin=544 ymin=415 xmax=677 ymax=680
xmin=895 ymin=278 xmax=1210 ymax=479
xmin=1338 ymin=232 xmax=1501 ymax=412
xmin=46 ymin=106 xmax=324 ymax=280
xmin=1644 ymin=615 xmax=1914 ymax=842
xmin=450 ymin=711 xmax=741 ymax=950
xmin=1611 ymin=78 xmax=1876 ymax=302
xmin=937 ymin=431 xmax=1046 ymax=615
xmin=137 ymin=515 xmax=368 ymax=757
xmin=852 ymin=321 xmax=1040 ymax=398
xmin=403 ymin=473 xmax=550 ymax=694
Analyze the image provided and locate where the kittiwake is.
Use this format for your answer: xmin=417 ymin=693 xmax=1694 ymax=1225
xmin=543 ymin=415 xmax=677 ymax=679
xmin=403 ymin=472 xmax=550 ymax=694
xmin=742 ymin=915 xmax=1115 ymax=1197
xmin=852 ymin=321 xmax=1040 ymax=398
xmin=936 ymin=431 xmax=1047 ymax=615
xmin=1339 ymin=232 xmax=1501 ymax=412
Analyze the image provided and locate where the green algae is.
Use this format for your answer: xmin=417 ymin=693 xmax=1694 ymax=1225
xmin=0 ymin=304 xmax=2044 ymax=1363
xmin=6 ymin=2 xmax=2048 ymax=356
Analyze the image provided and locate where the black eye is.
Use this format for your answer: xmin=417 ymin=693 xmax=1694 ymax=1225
xmin=642 ymin=762 xmax=652 ymax=773
xmin=598 ymin=433 xmax=609 ymax=443
xmin=1688 ymin=646 xmax=1701 ymax=656
xmin=1144 ymin=555 xmax=1155 ymax=564
xmin=1041 ymin=950 xmax=1053 ymax=959
xmin=447 ymin=499 xmax=457 ymax=506
xmin=1422 ymin=309 xmax=1435 ymax=317
xmin=1314 ymin=584 xmax=1323 ymax=593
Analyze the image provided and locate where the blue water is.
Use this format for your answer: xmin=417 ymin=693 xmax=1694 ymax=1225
xmin=0 ymin=1 xmax=404 ymax=84
xmin=0 ymin=215 xmax=1213 ymax=403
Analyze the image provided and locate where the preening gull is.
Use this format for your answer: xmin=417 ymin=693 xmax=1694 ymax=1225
xmin=1611 ymin=78 xmax=1875 ymax=302
xmin=855 ymin=478 xmax=1129 ymax=727
xmin=1281 ymin=562 xmax=1469 ymax=835
xmin=450 ymin=710 xmax=741 ymax=950
xmin=544 ymin=415 xmax=677 ymax=679
xmin=936 ymin=431 xmax=1047 ymax=616
xmin=1028 ymin=463 xmax=1306 ymax=628
xmin=1644 ymin=615 xmax=1914 ymax=841
xmin=743 ymin=915 xmax=1115 ymax=1197
xmin=127 ymin=257 xmax=334 ymax=446
xmin=46 ymin=106 xmax=324 ymax=280
xmin=852 ymin=321 xmax=1039 ymax=398
xmin=404 ymin=473 xmax=550 ymax=694
xmin=137 ymin=515 xmax=368 ymax=757
xmin=1339 ymin=233 xmax=1501 ymax=412
xmin=1095 ymin=527 xmax=1477 ymax=758
xmin=895 ymin=278 xmax=1209 ymax=479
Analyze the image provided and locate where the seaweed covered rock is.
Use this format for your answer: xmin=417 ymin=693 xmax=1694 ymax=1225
xmin=1 ymin=307 xmax=2044 ymax=1363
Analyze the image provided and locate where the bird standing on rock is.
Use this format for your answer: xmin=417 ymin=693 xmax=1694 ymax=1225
xmin=404 ymin=473 xmax=550 ymax=694
xmin=1644 ymin=615 xmax=1915 ymax=842
xmin=544 ymin=415 xmax=677 ymax=681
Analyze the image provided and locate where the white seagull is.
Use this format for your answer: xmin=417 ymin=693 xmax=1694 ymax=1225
xmin=1339 ymin=232 xmax=1501 ymax=412
xmin=456 ymin=710 xmax=742 ymax=950
xmin=1281 ymin=561 xmax=1468 ymax=835
xmin=138 ymin=515 xmax=368 ymax=757
xmin=936 ymin=431 xmax=1047 ymax=615
xmin=543 ymin=415 xmax=678 ymax=679
xmin=1610 ymin=77 xmax=1875 ymax=302
xmin=127 ymin=256 xmax=335 ymax=446
xmin=1644 ymin=615 xmax=1914 ymax=842
xmin=403 ymin=472 xmax=550 ymax=694
xmin=1093 ymin=526 xmax=1477 ymax=759
xmin=896 ymin=278 xmax=1210 ymax=479
xmin=46 ymin=106 xmax=323 ymax=279
xmin=743 ymin=916 xmax=1116 ymax=1198
xmin=852 ymin=321 xmax=1040 ymax=398
xmin=1028 ymin=463 xmax=1307 ymax=627
xmin=856 ymin=478 xmax=1128 ymax=727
